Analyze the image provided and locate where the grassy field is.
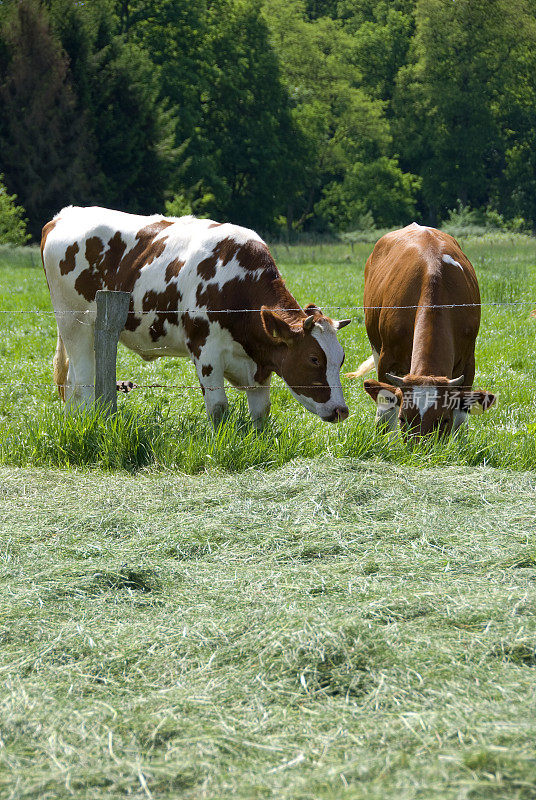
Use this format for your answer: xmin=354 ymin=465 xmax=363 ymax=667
xmin=0 ymin=236 xmax=535 ymax=799
xmin=1 ymin=235 xmax=536 ymax=471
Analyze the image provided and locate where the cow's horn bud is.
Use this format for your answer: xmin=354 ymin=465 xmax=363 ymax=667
xmin=303 ymin=314 xmax=315 ymax=332
xmin=448 ymin=374 xmax=465 ymax=387
xmin=384 ymin=372 xmax=405 ymax=387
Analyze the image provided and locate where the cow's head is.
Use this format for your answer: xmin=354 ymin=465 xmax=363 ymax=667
xmin=364 ymin=374 xmax=495 ymax=438
xmin=261 ymin=303 xmax=351 ymax=422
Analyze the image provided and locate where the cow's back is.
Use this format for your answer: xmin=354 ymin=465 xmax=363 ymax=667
xmin=42 ymin=206 xmax=278 ymax=360
xmin=363 ymin=223 xmax=481 ymax=379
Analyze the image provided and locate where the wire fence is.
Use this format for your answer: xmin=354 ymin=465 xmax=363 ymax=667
xmin=0 ymin=298 xmax=533 ymax=396
xmin=1 ymin=300 xmax=536 ymax=313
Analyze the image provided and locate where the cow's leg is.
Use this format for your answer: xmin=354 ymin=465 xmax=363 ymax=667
xmin=375 ymin=350 xmax=399 ymax=434
xmin=195 ymin=361 xmax=228 ymax=425
xmin=57 ymin=315 xmax=96 ymax=410
xmin=246 ymin=379 xmax=271 ymax=428
xmin=453 ymin=355 xmax=476 ymax=431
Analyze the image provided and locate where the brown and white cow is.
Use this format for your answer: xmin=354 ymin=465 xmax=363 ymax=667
xmin=41 ymin=206 xmax=351 ymax=425
xmin=347 ymin=223 xmax=495 ymax=437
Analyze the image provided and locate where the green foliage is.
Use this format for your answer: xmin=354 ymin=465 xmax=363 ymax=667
xmin=262 ymin=0 xmax=419 ymax=232
xmin=317 ymin=156 xmax=421 ymax=230
xmin=194 ymin=0 xmax=304 ymax=230
xmin=2 ymin=0 xmax=536 ymax=233
xmin=395 ymin=0 xmax=536 ymax=224
xmin=0 ymin=176 xmax=29 ymax=245
xmin=441 ymin=202 xmax=531 ymax=237
xmin=337 ymin=0 xmax=416 ymax=102
xmin=0 ymin=0 xmax=94 ymax=239
xmin=164 ymin=193 xmax=193 ymax=218
xmin=48 ymin=0 xmax=173 ymax=213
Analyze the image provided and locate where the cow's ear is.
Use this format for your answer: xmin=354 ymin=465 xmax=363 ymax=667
xmin=363 ymin=380 xmax=402 ymax=407
xmin=460 ymin=389 xmax=496 ymax=415
xmin=261 ymin=306 xmax=300 ymax=345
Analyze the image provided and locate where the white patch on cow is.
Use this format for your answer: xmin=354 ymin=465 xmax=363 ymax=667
xmin=442 ymin=253 xmax=464 ymax=271
xmin=411 ymin=386 xmax=438 ymax=417
xmin=289 ymin=320 xmax=346 ymax=418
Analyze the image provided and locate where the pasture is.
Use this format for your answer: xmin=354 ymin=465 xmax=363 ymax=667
xmin=0 ymin=236 xmax=536 ymax=799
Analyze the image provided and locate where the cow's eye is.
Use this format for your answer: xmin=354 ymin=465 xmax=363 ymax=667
xmin=310 ymin=356 xmax=320 ymax=366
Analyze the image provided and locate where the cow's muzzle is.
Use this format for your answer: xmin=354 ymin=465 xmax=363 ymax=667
xmin=322 ymin=405 xmax=349 ymax=423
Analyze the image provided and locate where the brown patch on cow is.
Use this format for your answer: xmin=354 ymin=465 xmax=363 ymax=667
xmin=281 ymin=332 xmax=331 ymax=404
xmin=195 ymin=244 xmax=299 ymax=364
xmin=59 ymin=242 xmax=79 ymax=275
xmin=201 ymin=364 xmax=213 ymax=377
xmin=254 ymin=363 xmax=272 ymax=384
xmin=73 ymin=220 xmax=175 ymax=332
xmin=194 ymin=239 xmax=339 ymax=404
xmin=196 ymin=252 xmax=218 ymax=281
xmin=208 ymin=222 xmax=223 ymax=228
xmin=197 ymin=236 xmax=243 ymax=281
xmin=75 ymin=231 xmax=128 ymax=300
xmin=181 ymin=313 xmax=210 ymax=360
xmin=141 ymin=282 xmax=183 ymax=342
xmin=235 ymin=240 xmax=276 ymax=272
xmin=165 ymin=258 xmax=185 ymax=282
xmin=125 ymin=301 xmax=143 ymax=333
xmin=85 ymin=235 xmax=105 ymax=268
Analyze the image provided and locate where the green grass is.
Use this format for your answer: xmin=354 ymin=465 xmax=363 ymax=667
xmin=0 ymin=460 xmax=535 ymax=799
xmin=1 ymin=237 xmax=536 ymax=471
xmin=0 ymin=238 xmax=536 ymax=799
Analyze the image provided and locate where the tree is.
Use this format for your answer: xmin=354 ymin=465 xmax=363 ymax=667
xmin=0 ymin=0 xmax=93 ymax=239
xmin=262 ymin=0 xmax=419 ymax=231
xmin=192 ymin=0 xmax=304 ymax=230
xmin=0 ymin=175 xmax=30 ymax=245
xmin=394 ymin=0 xmax=536 ymax=223
xmin=317 ymin=157 xmax=421 ymax=230
xmin=113 ymin=0 xmax=304 ymax=230
xmin=46 ymin=0 xmax=173 ymax=213
xmin=337 ymin=0 xmax=415 ymax=105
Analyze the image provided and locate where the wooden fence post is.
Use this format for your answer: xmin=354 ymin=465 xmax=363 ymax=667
xmin=94 ymin=290 xmax=130 ymax=416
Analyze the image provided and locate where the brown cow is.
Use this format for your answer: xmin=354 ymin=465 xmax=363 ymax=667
xmin=347 ymin=223 xmax=495 ymax=437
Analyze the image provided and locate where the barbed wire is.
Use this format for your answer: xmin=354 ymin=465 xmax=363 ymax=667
xmin=0 ymin=300 xmax=535 ymax=314
xmin=0 ymin=382 xmax=348 ymax=391
xmin=0 ymin=382 xmax=506 ymax=396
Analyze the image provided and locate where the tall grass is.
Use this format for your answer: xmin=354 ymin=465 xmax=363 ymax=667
xmin=0 ymin=235 xmax=535 ymax=472
xmin=2 ymin=395 xmax=536 ymax=472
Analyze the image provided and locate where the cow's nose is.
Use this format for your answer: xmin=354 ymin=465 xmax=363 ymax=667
xmin=325 ymin=405 xmax=349 ymax=423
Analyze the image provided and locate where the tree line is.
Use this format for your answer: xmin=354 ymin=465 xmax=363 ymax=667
xmin=1 ymin=0 xmax=535 ymax=242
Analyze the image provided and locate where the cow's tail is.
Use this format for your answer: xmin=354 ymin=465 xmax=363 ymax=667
xmin=345 ymin=355 xmax=375 ymax=380
xmin=53 ymin=331 xmax=69 ymax=401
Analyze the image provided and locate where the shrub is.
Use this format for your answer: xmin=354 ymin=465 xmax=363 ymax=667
xmin=0 ymin=176 xmax=30 ymax=245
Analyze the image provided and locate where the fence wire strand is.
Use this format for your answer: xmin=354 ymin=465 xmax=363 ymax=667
xmin=0 ymin=300 xmax=536 ymax=314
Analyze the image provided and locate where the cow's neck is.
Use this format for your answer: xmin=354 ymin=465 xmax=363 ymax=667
xmin=242 ymin=278 xmax=304 ymax=379
xmin=409 ymin=284 xmax=455 ymax=378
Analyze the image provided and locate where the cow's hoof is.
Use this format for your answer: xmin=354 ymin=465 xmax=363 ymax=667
xmin=210 ymin=404 xmax=229 ymax=426
xmin=117 ymin=380 xmax=137 ymax=393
